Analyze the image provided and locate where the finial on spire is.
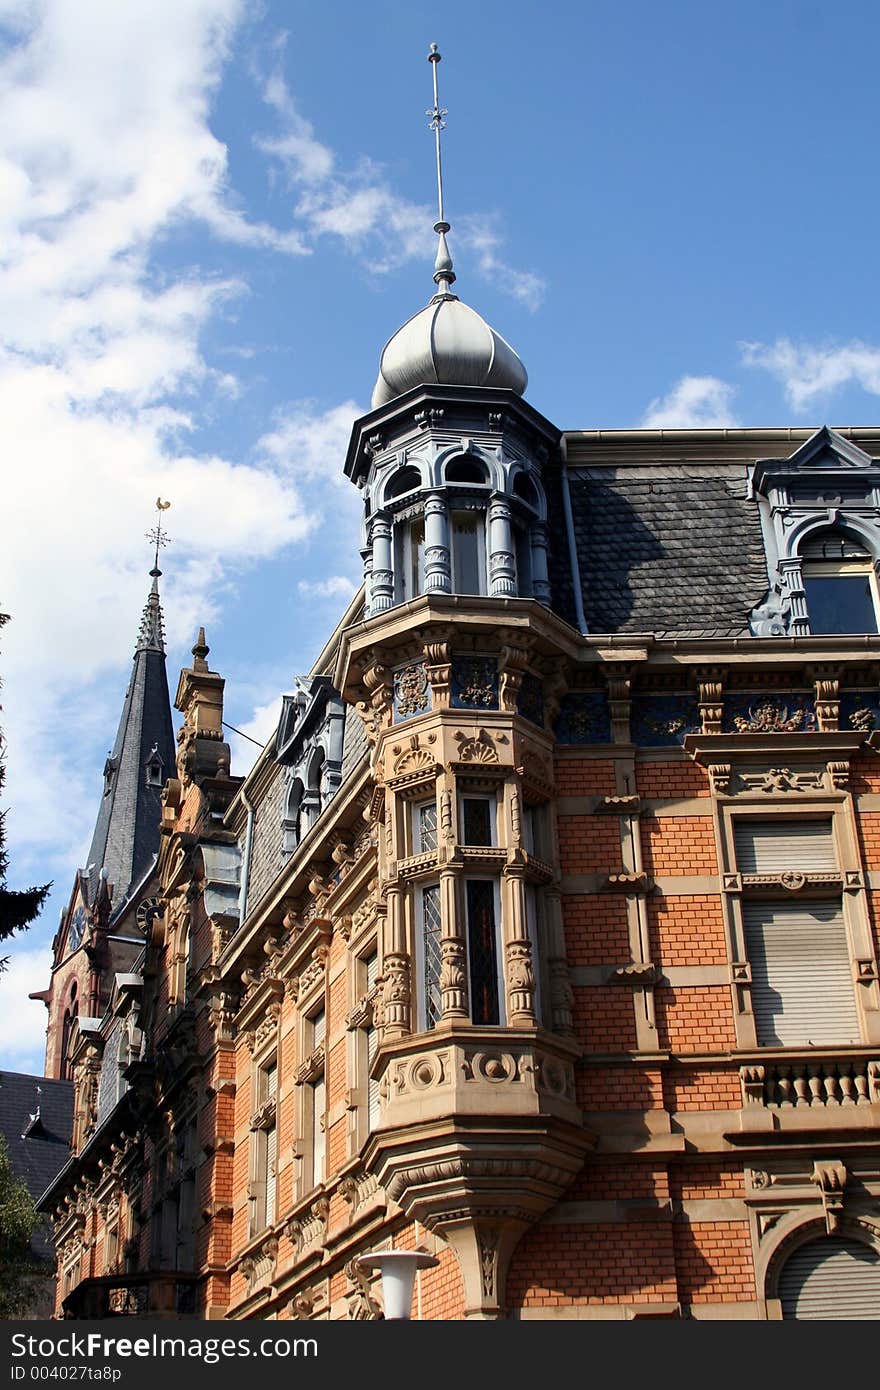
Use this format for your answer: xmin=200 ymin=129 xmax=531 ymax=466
xmin=191 ymin=627 xmax=209 ymax=672
xmin=137 ymin=498 xmax=171 ymax=654
xmin=146 ymin=497 xmax=171 ymax=578
xmin=427 ymin=43 xmax=456 ymax=299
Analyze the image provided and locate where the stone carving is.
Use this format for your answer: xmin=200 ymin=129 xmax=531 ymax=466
xmin=345 ymin=1258 xmax=383 ymax=1320
xmin=381 ymin=953 xmax=411 ymax=1033
xmin=812 ymin=1159 xmax=848 ymax=1234
xmin=731 ymin=698 xmax=815 ymax=733
xmin=478 ymin=1228 xmax=497 ymax=1301
xmin=392 ymin=731 xmax=437 ymax=775
xmin=440 ymin=938 xmax=468 ymax=1017
xmin=453 ymin=728 xmax=500 ymax=764
xmin=289 ymin=1290 xmax=316 ymax=1320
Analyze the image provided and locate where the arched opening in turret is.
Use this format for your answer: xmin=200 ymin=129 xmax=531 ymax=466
xmin=445 ymin=455 xmax=488 ymax=486
xmin=513 ymin=470 xmax=539 ymax=509
xmin=385 ymin=466 xmax=422 ymax=503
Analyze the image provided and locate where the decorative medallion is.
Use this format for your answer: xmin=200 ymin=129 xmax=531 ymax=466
xmin=451 ymin=657 xmax=499 ymax=710
xmin=841 ymin=692 xmax=880 ymax=733
xmin=393 ymin=661 xmax=431 ymax=721
xmin=554 ymin=691 xmax=611 ymax=744
xmin=631 ymin=694 xmax=700 ymax=746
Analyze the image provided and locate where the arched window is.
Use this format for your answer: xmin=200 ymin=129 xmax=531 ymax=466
xmin=282 ymin=777 xmax=305 ymax=854
xmin=778 ymin=1235 xmax=880 ymax=1319
xmin=302 ymin=747 xmax=326 ymax=832
xmin=800 ymin=527 xmax=878 ymax=634
xmin=445 ymin=455 xmax=488 ymax=485
xmin=60 ymin=982 xmax=78 ymax=1081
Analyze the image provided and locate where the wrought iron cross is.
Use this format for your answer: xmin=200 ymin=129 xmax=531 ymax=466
xmin=146 ymin=497 xmax=171 ymax=574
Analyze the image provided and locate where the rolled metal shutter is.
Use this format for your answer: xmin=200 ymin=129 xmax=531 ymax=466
xmin=265 ymin=1122 xmax=277 ymax=1226
xmin=734 ymin=820 xmax=837 ymax=874
xmin=779 ymin=1237 xmax=880 ymax=1319
xmin=742 ymin=900 xmax=859 ymax=1045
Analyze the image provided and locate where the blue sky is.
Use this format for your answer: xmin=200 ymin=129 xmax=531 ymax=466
xmin=2 ymin=0 xmax=880 ymax=1072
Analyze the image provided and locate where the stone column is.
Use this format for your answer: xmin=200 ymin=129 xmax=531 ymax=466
xmin=423 ymin=491 xmax=451 ymax=594
xmin=439 ymin=869 xmax=468 ymax=1019
xmin=382 ymin=885 xmax=411 ymax=1039
xmin=488 ymin=493 xmax=516 ymax=598
xmin=369 ymin=511 xmax=394 ymax=614
xmin=501 ymin=868 xmax=536 ymax=1026
xmin=530 ymin=520 xmax=552 ymax=605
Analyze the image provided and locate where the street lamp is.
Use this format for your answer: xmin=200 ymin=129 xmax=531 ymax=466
xmin=356 ymin=1249 xmax=439 ymax=1320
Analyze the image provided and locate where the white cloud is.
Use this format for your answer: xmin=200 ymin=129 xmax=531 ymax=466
xmin=741 ymin=338 xmax=880 ymax=413
xmin=255 ymin=399 xmax=362 ymax=483
xmin=0 ymin=946 xmax=53 ymax=1074
xmin=642 ymin=375 xmax=739 ymax=428
xmin=227 ymin=695 xmax=283 ymax=777
xmin=298 ymin=575 xmax=357 ymax=600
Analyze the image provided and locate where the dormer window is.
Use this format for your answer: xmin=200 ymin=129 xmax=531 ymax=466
xmin=145 ymin=745 xmax=163 ymax=788
xmin=800 ymin=528 xmax=878 ymax=635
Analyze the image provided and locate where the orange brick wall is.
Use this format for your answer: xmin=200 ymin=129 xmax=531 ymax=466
xmin=563 ymin=895 xmax=630 ymax=965
xmin=557 ymin=816 xmax=623 ymax=873
xmin=553 ymin=758 xmax=618 ymax=797
xmin=507 ymin=1222 xmax=678 ymax=1308
xmin=648 ymin=896 xmax=728 ymax=966
xmin=636 ymin=761 xmax=709 ymax=800
xmin=655 ymin=986 xmax=736 ymax=1052
xmin=641 ymin=816 xmax=717 ymax=875
xmin=673 ymin=1220 xmax=753 ymax=1305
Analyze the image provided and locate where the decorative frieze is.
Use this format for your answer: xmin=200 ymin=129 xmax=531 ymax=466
xmin=451 ymin=656 xmax=500 ymax=710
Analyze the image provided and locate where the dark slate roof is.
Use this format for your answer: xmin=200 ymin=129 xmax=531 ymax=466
xmin=560 ymin=468 xmax=769 ymax=637
xmin=0 ymin=1071 xmax=72 ymax=1255
xmin=84 ymin=579 xmax=175 ymax=912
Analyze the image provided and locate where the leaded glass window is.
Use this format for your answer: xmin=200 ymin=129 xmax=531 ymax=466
xmin=421 ymin=884 xmax=442 ymax=1028
xmin=466 ymin=880 xmax=500 ymax=1025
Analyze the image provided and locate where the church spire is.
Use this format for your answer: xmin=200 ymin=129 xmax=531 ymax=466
xmin=81 ymin=503 xmax=176 ymax=914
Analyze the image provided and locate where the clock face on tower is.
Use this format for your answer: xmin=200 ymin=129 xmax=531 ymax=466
xmin=68 ymin=905 xmax=86 ymax=953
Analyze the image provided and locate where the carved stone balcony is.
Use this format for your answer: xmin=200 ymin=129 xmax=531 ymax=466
xmin=62 ymin=1271 xmax=199 ymax=1319
xmin=364 ymin=1024 xmax=592 ymax=1318
xmin=729 ymin=1048 xmax=880 ymax=1141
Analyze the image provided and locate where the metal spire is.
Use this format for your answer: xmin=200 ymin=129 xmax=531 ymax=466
xmin=138 ymin=498 xmax=171 ymax=653
xmin=427 ymin=43 xmax=456 ymax=299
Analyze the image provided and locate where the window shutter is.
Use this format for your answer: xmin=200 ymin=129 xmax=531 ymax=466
xmin=734 ymin=820 xmax=836 ymax=874
xmin=779 ymin=1238 xmax=880 ymax=1319
xmin=266 ymin=1061 xmax=277 ymax=1099
xmin=312 ymin=1010 xmax=325 ymax=1048
xmin=742 ymin=900 xmax=859 ymax=1045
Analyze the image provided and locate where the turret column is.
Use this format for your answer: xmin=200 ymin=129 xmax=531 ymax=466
xmin=423 ymin=491 xmax=451 ymax=594
xmin=488 ymin=493 xmax=516 ymax=598
xmin=369 ymin=511 xmax=394 ymax=615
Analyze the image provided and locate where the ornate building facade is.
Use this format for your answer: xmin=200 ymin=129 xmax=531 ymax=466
xmin=35 ymin=149 xmax=880 ymax=1320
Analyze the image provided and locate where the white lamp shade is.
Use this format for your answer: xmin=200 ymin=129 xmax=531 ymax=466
xmin=356 ymin=1249 xmax=439 ymax=1320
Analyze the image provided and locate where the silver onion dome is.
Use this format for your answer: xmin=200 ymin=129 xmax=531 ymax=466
xmin=371 ymin=44 xmax=528 ymax=410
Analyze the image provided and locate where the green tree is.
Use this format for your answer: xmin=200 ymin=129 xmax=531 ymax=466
xmin=0 ymin=1132 xmax=46 ymax=1318
xmin=0 ymin=608 xmax=51 ymax=969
